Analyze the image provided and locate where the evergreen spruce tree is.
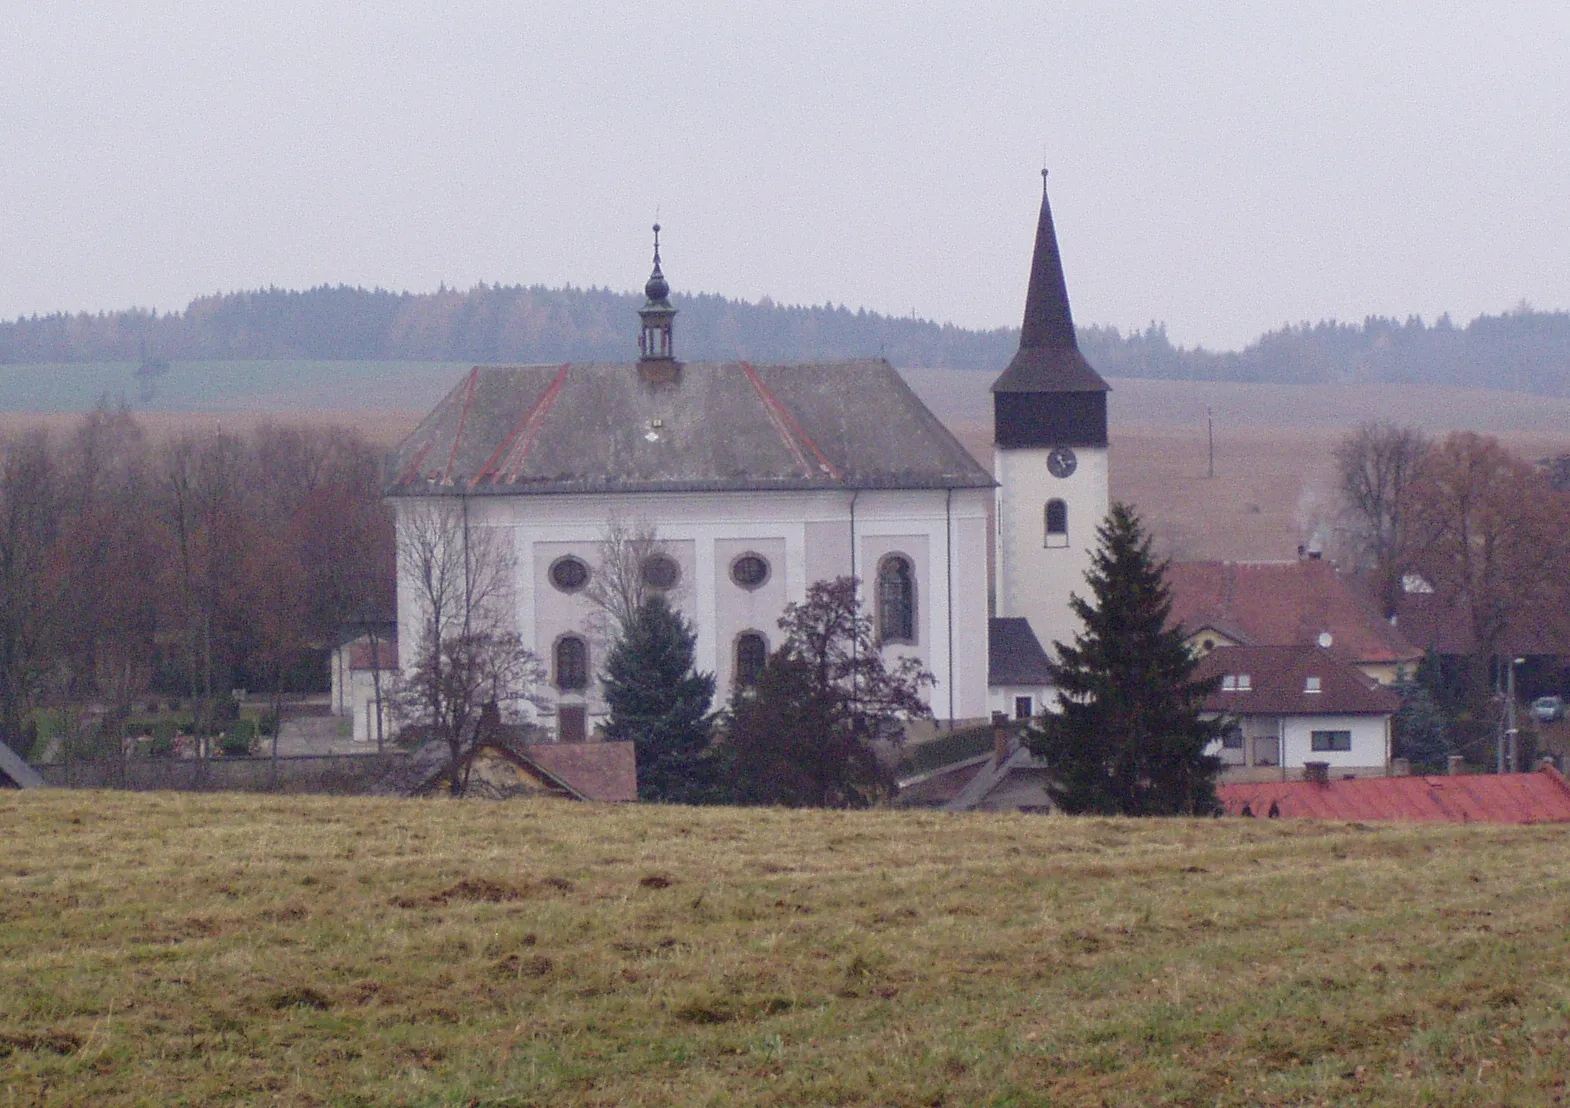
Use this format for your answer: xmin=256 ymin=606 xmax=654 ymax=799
xmin=1029 ymin=503 xmax=1224 ymax=815
xmin=601 ymin=594 xmax=717 ymax=803
xmin=1392 ymin=650 xmax=1454 ymax=772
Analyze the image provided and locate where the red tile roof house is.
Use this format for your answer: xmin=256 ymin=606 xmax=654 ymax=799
xmin=1219 ymin=764 xmax=1570 ymax=824
xmin=1194 ymin=644 xmax=1401 ymax=783
xmin=1167 ymin=559 xmax=1422 ymax=686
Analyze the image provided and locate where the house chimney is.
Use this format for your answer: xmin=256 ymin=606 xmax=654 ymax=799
xmin=1447 ymin=754 xmax=1466 ymax=776
xmin=1304 ymin=761 xmax=1330 ymax=786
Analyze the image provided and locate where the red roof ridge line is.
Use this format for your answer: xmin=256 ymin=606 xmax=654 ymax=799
xmin=740 ymin=361 xmax=844 ymax=482
xmin=440 ymin=367 xmax=480 ymax=485
xmin=397 ymin=440 xmax=433 ymax=487
xmin=470 ymin=363 xmax=572 ymax=488
xmin=738 ymin=361 xmax=812 ymax=476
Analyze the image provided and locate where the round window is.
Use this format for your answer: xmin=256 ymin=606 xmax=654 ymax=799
xmin=730 ymin=553 xmax=770 ymax=589
xmin=549 ymin=556 xmax=590 ymax=593
xmin=640 ymin=554 xmax=680 ymax=591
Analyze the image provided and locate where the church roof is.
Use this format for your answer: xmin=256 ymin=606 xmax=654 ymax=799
xmin=386 ymin=359 xmax=995 ymax=496
xmin=990 ymin=173 xmax=1110 ymax=396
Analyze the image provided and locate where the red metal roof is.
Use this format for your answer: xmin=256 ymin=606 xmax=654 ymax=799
xmin=1218 ymin=766 xmax=1570 ymax=824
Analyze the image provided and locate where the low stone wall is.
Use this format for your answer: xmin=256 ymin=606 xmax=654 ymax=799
xmin=31 ymin=752 xmax=410 ymax=795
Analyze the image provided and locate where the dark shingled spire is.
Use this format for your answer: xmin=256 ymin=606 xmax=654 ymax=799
xmin=991 ymin=171 xmax=1109 ymax=395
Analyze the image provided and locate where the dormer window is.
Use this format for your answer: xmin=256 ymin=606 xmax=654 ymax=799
xmin=1222 ymin=675 xmax=1236 ymax=692
xmin=1304 ymin=676 xmax=1322 ymax=694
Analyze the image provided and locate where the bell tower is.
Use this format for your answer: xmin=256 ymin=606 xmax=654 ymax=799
xmin=992 ymin=171 xmax=1110 ymax=658
xmin=637 ymin=223 xmax=678 ymax=380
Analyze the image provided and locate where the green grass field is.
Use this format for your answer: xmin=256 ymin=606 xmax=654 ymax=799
xmin=3 ymin=792 xmax=1570 ymax=1106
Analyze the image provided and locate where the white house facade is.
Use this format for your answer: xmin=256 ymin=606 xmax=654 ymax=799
xmin=1194 ymin=644 xmax=1400 ymax=782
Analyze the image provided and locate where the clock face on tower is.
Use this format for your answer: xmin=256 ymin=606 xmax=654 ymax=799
xmin=1047 ymin=446 xmax=1078 ymax=478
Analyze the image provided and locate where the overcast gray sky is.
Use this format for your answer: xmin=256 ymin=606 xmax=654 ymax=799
xmin=2 ymin=2 xmax=1566 ymax=350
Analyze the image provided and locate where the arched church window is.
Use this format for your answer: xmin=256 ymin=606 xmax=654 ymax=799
xmin=555 ymin=635 xmax=588 ymax=691
xmin=876 ymin=555 xmax=916 ymax=644
xmin=1045 ymin=499 xmax=1069 ymax=548
xmin=734 ymin=631 xmax=768 ymax=688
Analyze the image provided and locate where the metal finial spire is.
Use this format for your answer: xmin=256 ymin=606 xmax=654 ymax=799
xmin=652 ymin=222 xmax=662 ymax=266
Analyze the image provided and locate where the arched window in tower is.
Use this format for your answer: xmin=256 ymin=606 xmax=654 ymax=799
xmin=876 ymin=555 xmax=917 ymax=644
xmin=1045 ymin=499 xmax=1069 ymax=548
xmin=554 ymin=635 xmax=588 ymax=692
xmin=733 ymin=631 xmax=768 ymax=688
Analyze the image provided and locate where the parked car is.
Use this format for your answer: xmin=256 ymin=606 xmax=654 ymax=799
xmin=1531 ymin=696 xmax=1566 ymax=723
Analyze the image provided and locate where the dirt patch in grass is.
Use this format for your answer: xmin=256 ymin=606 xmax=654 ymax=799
xmin=0 ymin=1030 xmax=82 ymax=1056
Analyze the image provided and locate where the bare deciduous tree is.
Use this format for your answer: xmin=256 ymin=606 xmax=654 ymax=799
xmin=1403 ymin=432 xmax=1570 ymax=665
xmin=583 ymin=517 xmax=679 ymax=639
xmin=1334 ymin=421 xmax=1429 ymax=615
xmin=394 ymin=500 xmax=544 ymax=795
xmin=0 ymin=431 xmax=65 ymax=745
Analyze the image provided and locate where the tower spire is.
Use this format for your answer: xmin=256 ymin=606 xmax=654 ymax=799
xmin=1019 ymin=168 xmax=1078 ymax=351
xmin=991 ymin=170 xmax=1108 ymax=395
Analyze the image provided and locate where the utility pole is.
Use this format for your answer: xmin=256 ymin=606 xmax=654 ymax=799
xmin=1507 ymin=657 xmax=1520 ymax=773
xmin=1206 ymin=406 xmax=1215 ymax=479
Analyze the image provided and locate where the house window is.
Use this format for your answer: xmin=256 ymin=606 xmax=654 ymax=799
xmin=1311 ymin=730 xmax=1352 ymax=752
xmin=558 ymin=705 xmax=587 ymax=744
xmin=1222 ymin=675 xmax=1236 ymax=691
xmin=1220 ymin=726 xmax=1245 ymax=766
xmin=1237 ymin=674 xmax=1251 ymax=691
xmin=1014 ymin=695 xmax=1033 ymax=720
xmin=549 ymin=555 xmax=590 ymax=593
xmin=876 ymin=555 xmax=916 ymax=644
xmin=641 ymin=554 xmax=680 ymax=591
xmin=555 ymin=635 xmax=588 ymax=691
xmin=730 ymin=553 xmax=770 ymax=589
xmin=1252 ymin=736 xmax=1280 ymax=766
xmin=1045 ymin=499 xmax=1069 ymax=548
xmin=734 ymin=632 xmax=768 ymax=688
xmin=1304 ymin=676 xmax=1322 ymax=694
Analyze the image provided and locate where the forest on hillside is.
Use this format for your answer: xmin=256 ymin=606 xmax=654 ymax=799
xmin=4 ymin=284 xmax=1570 ymax=395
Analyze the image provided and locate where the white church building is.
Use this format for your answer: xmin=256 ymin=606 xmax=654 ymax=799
xmin=384 ymin=174 xmax=1109 ymax=741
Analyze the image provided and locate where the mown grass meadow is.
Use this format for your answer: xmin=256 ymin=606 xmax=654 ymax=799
xmin=3 ymin=791 xmax=1570 ymax=1105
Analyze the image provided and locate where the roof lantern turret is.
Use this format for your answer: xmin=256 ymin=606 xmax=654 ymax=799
xmin=638 ymin=223 xmax=677 ymax=374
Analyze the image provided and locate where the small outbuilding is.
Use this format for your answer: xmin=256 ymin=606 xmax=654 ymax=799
xmin=373 ymin=735 xmax=636 ymax=802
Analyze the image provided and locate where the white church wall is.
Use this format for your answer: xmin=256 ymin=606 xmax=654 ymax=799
xmin=394 ymin=485 xmax=992 ymax=730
